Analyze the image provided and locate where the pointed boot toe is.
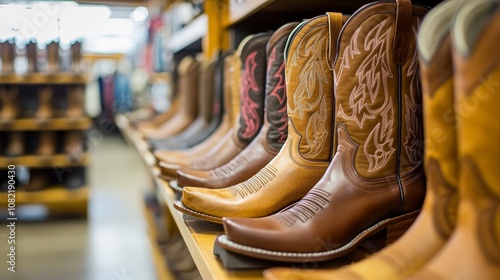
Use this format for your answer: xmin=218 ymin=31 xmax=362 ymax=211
xmin=177 ymin=169 xmax=212 ymax=188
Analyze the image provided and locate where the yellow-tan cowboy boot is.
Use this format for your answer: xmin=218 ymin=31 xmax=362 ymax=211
xmin=66 ymin=86 xmax=85 ymax=118
xmin=35 ymin=87 xmax=54 ymax=119
xmin=37 ymin=131 xmax=56 ymax=156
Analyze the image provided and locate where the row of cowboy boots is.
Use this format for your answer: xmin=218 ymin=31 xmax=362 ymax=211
xmin=2 ymin=131 xmax=83 ymax=157
xmin=0 ymin=40 xmax=82 ymax=74
xmin=0 ymin=167 xmax=86 ymax=192
xmin=0 ymin=86 xmax=85 ymax=120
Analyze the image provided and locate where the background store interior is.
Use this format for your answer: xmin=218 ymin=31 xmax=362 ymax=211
xmin=0 ymin=1 xmax=186 ymax=279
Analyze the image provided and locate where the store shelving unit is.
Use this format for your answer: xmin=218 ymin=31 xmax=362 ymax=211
xmin=0 ymin=73 xmax=91 ymax=218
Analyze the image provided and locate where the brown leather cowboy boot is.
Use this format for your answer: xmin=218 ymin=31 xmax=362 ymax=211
xmin=265 ymin=1 xmax=460 ymax=278
xmin=409 ymin=1 xmax=500 ymax=279
xmin=0 ymin=87 xmax=19 ymax=120
xmin=176 ymin=22 xmax=298 ymax=189
xmin=139 ymin=56 xmax=200 ymax=139
xmin=154 ymin=53 xmax=241 ymax=180
xmin=5 ymin=132 xmax=24 ymax=157
xmin=71 ymin=41 xmax=82 ymax=72
xmin=46 ymin=41 xmax=59 ymax=73
xmin=36 ymin=87 xmax=54 ymax=119
xmin=26 ymin=40 xmax=38 ymax=73
xmin=1 ymin=40 xmax=15 ymax=73
xmin=175 ymin=14 xmax=340 ymax=223
xmin=158 ymin=33 xmax=270 ymax=180
xmin=66 ymin=86 xmax=85 ymax=118
xmin=217 ymin=0 xmax=429 ymax=262
xmin=65 ymin=131 xmax=83 ymax=162
xmin=37 ymin=131 xmax=56 ymax=156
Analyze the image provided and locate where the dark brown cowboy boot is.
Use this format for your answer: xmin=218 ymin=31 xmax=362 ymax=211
xmin=217 ymin=0 xmax=429 ymax=263
xmin=158 ymin=33 xmax=270 ymax=180
xmin=26 ymin=40 xmax=38 ymax=73
xmin=70 ymin=41 xmax=82 ymax=72
xmin=46 ymin=41 xmax=59 ymax=73
xmin=175 ymin=14 xmax=342 ymax=223
xmin=1 ymin=40 xmax=15 ymax=73
xmin=176 ymin=22 xmax=298 ymax=189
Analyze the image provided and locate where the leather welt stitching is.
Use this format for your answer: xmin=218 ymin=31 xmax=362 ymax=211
xmin=229 ymin=165 xmax=278 ymax=198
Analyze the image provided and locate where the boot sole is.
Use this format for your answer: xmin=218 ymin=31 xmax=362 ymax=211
xmin=214 ymin=209 xmax=420 ymax=262
xmin=173 ymin=201 xmax=224 ymax=224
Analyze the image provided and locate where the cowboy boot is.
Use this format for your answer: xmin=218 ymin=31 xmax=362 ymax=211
xmin=36 ymin=87 xmax=54 ymax=119
xmin=158 ymin=33 xmax=270 ymax=180
xmin=1 ymin=40 xmax=15 ymax=73
xmin=25 ymin=169 xmax=49 ymax=192
xmin=0 ymin=87 xmax=19 ymax=120
xmin=37 ymin=131 xmax=56 ymax=156
xmin=46 ymin=41 xmax=59 ymax=73
xmin=408 ymin=1 xmax=500 ymax=279
xmin=70 ymin=41 xmax=82 ymax=72
xmin=65 ymin=131 xmax=83 ymax=162
xmin=265 ymin=1 xmax=460 ymax=278
xmin=176 ymin=22 xmax=298 ymax=189
xmin=139 ymin=56 xmax=200 ymax=139
xmin=66 ymin=86 xmax=85 ymax=118
xmin=26 ymin=40 xmax=38 ymax=73
xmin=217 ymin=0 xmax=429 ymax=262
xmin=154 ymin=53 xmax=241 ymax=181
xmin=174 ymin=14 xmax=339 ymax=223
xmin=149 ymin=56 xmax=218 ymax=150
xmin=5 ymin=132 xmax=24 ymax=157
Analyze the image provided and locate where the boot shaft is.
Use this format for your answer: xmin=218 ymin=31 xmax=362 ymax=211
xmin=237 ymin=33 xmax=271 ymax=145
xmin=71 ymin=41 xmax=82 ymax=71
xmin=46 ymin=41 xmax=59 ymax=72
xmin=27 ymin=41 xmax=38 ymax=72
xmin=265 ymin=22 xmax=298 ymax=151
xmin=224 ymin=53 xmax=241 ymax=124
xmin=284 ymin=15 xmax=336 ymax=162
xmin=176 ymin=56 xmax=200 ymax=118
xmin=198 ymin=58 xmax=217 ymax=122
xmin=1 ymin=40 xmax=15 ymax=73
xmin=334 ymin=1 xmax=428 ymax=180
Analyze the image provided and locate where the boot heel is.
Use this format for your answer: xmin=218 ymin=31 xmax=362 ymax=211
xmin=365 ymin=211 xmax=419 ymax=251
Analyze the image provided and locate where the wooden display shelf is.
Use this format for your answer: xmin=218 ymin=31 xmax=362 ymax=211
xmin=0 ymin=117 xmax=92 ymax=131
xmin=0 ymin=72 xmax=88 ymax=85
xmin=168 ymin=14 xmax=208 ymax=53
xmin=0 ymin=154 xmax=89 ymax=168
xmin=156 ymin=178 xmax=264 ymax=280
xmin=0 ymin=186 xmax=88 ymax=217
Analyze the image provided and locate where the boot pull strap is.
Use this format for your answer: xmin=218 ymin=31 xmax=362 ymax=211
xmin=394 ymin=0 xmax=412 ymax=65
xmin=326 ymin=12 xmax=343 ymax=70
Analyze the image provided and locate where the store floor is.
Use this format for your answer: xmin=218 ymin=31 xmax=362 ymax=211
xmin=0 ymin=133 xmax=156 ymax=280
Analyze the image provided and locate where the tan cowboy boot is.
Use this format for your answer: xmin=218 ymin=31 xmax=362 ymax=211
xmin=46 ymin=41 xmax=59 ymax=73
xmin=264 ymin=0 xmax=459 ymax=278
xmin=65 ymin=131 xmax=83 ymax=161
xmin=26 ymin=40 xmax=38 ymax=73
xmin=5 ymin=132 xmax=24 ymax=157
xmin=37 ymin=131 xmax=56 ymax=156
xmin=36 ymin=87 xmax=54 ymax=119
xmin=175 ymin=13 xmax=342 ymax=223
xmin=1 ymin=40 xmax=15 ymax=73
xmin=217 ymin=0 xmax=429 ymax=263
xmin=408 ymin=1 xmax=500 ymax=279
xmin=0 ymin=87 xmax=19 ymax=120
xmin=66 ymin=86 xmax=85 ymax=118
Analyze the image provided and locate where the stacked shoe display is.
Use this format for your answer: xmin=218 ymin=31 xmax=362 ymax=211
xmin=129 ymin=0 xmax=500 ymax=279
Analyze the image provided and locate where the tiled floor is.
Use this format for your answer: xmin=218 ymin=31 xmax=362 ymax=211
xmin=0 ymin=134 xmax=156 ymax=280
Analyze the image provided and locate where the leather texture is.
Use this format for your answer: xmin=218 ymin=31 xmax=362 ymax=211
xmin=155 ymin=53 xmax=241 ymax=179
xmin=177 ymin=15 xmax=337 ymax=222
xmin=408 ymin=2 xmax=500 ymax=279
xmin=176 ymin=22 xmax=298 ymax=189
xmin=149 ymin=57 xmax=219 ymax=150
xmin=218 ymin=1 xmax=429 ymax=262
xmin=265 ymin=1 xmax=459 ymax=278
xmin=158 ymin=33 xmax=270 ymax=179
xmin=140 ymin=56 xmax=200 ymax=139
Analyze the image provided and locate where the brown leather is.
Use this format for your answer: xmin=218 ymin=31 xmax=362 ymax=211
xmin=155 ymin=53 xmax=241 ymax=178
xmin=176 ymin=22 xmax=298 ymax=189
xmin=65 ymin=131 xmax=83 ymax=160
xmin=5 ymin=132 xmax=24 ymax=157
xmin=46 ymin=41 xmax=59 ymax=72
xmin=218 ymin=2 xmax=429 ymax=262
xmin=36 ymin=87 xmax=54 ymax=119
xmin=66 ymin=86 xmax=85 ymax=118
xmin=71 ymin=41 xmax=82 ymax=72
xmin=139 ymin=56 xmax=200 ymax=139
xmin=176 ymin=14 xmax=338 ymax=222
xmin=134 ymin=95 xmax=180 ymax=129
xmin=265 ymin=2 xmax=460 ymax=277
xmin=1 ymin=40 xmax=14 ymax=73
xmin=409 ymin=3 xmax=500 ymax=279
xmin=27 ymin=41 xmax=38 ymax=72
xmin=158 ymin=33 xmax=270 ymax=179
xmin=37 ymin=131 xmax=56 ymax=156
xmin=0 ymin=87 xmax=19 ymax=120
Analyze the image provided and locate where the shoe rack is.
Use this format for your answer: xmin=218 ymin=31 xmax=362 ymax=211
xmin=0 ymin=41 xmax=90 ymax=218
xmin=121 ymin=0 xmax=444 ymax=279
